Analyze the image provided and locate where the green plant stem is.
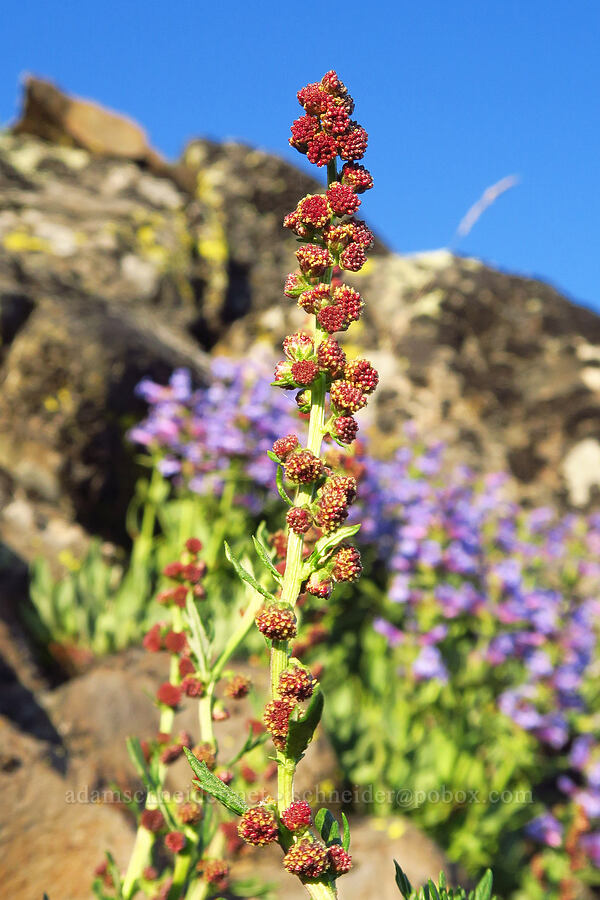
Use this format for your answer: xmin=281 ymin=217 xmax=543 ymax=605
xmin=185 ymin=830 xmax=226 ymax=900
xmin=198 ymin=687 xmax=216 ymax=750
xmin=270 ymin=164 xmax=339 ymax=900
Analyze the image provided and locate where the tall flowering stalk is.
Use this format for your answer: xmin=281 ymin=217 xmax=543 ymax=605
xmin=185 ymin=71 xmax=377 ymax=899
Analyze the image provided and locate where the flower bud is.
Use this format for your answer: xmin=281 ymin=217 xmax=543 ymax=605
xmin=283 ymin=331 xmax=315 ymax=361
xmin=238 ymin=807 xmax=279 ymax=845
xmin=332 ymin=546 xmax=362 ymax=582
xmin=272 ymin=433 xmax=300 ymax=461
xmin=333 ymin=416 xmax=359 ymax=444
xmin=327 ymin=182 xmax=361 ymax=216
xmin=317 ymin=338 xmax=347 ymax=376
xmin=340 ymin=242 xmax=367 ymax=272
xmin=283 ymin=838 xmax=330 ymax=878
xmin=281 ymin=800 xmax=313 ymax=832
xmin=286 ymin=506 xmax=312 ymax=535
xmin=344 ymin=358 xmax=379 ymax=394
xmin=285 ymin=450 xmax=324 ymax=484
xmin=338 ymin=123 xmax=368 ymax=160
xmin=296 ymin=245 xmax=334 ymax=277
xmin=341 ymin=162 xmax=373 ymax=193
xmin=255 ymin=605 xmax=297 ymax=640
xmin=278 ymin=666 xmax=316 ymax=701
xmin=291 ymin=359 xmax=319 ymax=386
xmin=330 ymin=380 xmax=368 ymax=413
xmin=329 ymin=844 xmax=353 ymax=875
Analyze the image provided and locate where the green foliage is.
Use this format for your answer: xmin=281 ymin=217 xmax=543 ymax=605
xmin=183 ymin=751 xmax=249 ymax=816
xmin=394 ymin=862 xmax=494 ymax=900
xmin=24 ymin=468 xmax=263 ymax=664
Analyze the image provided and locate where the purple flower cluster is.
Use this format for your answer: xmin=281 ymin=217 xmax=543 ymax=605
xmin=366 ymin=428 xmax=600 ymax=868
xmin=129 ymin=357 xmax=299 ymax=502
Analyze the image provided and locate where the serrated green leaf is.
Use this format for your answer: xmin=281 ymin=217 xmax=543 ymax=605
xmin=276 ymin=465 xmax=294 ymax=506
xmin=224 ymin=542 xmax=277 ymax=603
xmin=185 ymin=595 xmax=211 ymax=678
xmin=394 ymin=860 xmax=413 ymax=898
xmin=341 ymin=811 xmax=350 ymax=851
xmin=285 ymin=688 xmax=324 ymax=762
xmin=183 ymin=749 xmax=248 ymax=815
xmin=253 ymin=535 xmax=282 ymax=583
xmin=473 ymin=870 xmax=493 ymax=900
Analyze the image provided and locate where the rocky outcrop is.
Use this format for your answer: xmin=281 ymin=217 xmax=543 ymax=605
xmin=2 ymin=79 xmax=600 ymax=564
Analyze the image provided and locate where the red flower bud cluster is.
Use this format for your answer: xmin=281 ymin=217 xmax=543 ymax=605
xmin=286 ymin=506 xmax=312 ymax=535
xmin=238 ymin=807 xmax=279 ymax=845
xmin=296 ymin=245 xmax=333 ymax=278
xmin=332 ymin=546 xmax=363 ymax=582
xmin=283 ymin=838 xmax=330 ymax=878
xmin=284 ymin=449 xmax=324 ymax=484
xmin=272 ymin=433 xmax=300 ymax=461
xmin=290 ymin=71 xmax=370 ymax=172
xmin=306 ymin=572 xmax=333 ymax=598
xmin=281 ymin=800 xmax=313 ymax=832
xmin=255 ymin=604 xmax=297 ymax=640
xmin=278 ymin=666 xmax=316 ymax=701
xmin=263 ymin=697 xmax=295 ymax=748
xmin=200 ymin=859 xmax=230 ymax=889
xmin=315 ymin=476 xmax=357 ymax=534
xmin=225 ymin=674 xmax=251 ymax=699
xmin=329 ymin=844 xmax=353 ymax=874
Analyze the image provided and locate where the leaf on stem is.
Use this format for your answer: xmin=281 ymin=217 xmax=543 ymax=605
xmin=314 ymin=808 xmax=340 ymax=845
xmin=341 ymin=811 xmax=351 ymax=851
xmin=394 ymin=861 xmax=413 ymax=898
xmin=185 ymin=595 xmax=212 ymax=678
xmin=302 ymin=524 xmax=361 ymax=574
xmin=224 ymin=542 xmax=278 ymax=603
xmin=105 ymin=851 xmax=124 ymax=897
xmin=285 ymin=687 xmax=324 ymax=762
xmin=473 ymin=870 xmax=493 ymax=900
xmin=227 ymin=724 xmax=270 ymax=767
xmin=276 ymin=465 xmax=294 ymax=506
xmin=183 ymin=749 xmax=248 ymax=815
xmin=252 ymin=534 xmax=283 ymax=584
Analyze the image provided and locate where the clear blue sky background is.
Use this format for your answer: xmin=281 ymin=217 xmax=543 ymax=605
xmin=1 ymin=1 xmax=598 ymax=308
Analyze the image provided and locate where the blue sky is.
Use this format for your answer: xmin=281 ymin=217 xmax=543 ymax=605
xmin=1 ymin=1 xmax=598 ymax=308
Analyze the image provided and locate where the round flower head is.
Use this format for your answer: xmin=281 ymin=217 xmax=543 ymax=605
xmin=182 ymin=676 xmax=205 ymax=697
xmin=238 ymin=806 xmax=279 ymax=845
xmin=272 ymin=433 xmax=300 ymax=461
xmin=283 ymin=331 xmax=315 ymax=360
xmin=317 ymin=304 xmax=347 ymax=334
xmin=273 ymin=359 xmax=295 ymax=388
xmin=255 ymin=604 xmax=297 ymax=640
xmin=279 ymin=666 xmax=316 ymax=701
xmin=330 ymin=380 xmax=368 ymax=414
xmin=200 ymin=859 xmax=230 ymax=889
xmin=332 ymin=546 xmax=363 ymax=582
xmin=179 ymin=801 xmax=202 ymax=825
xmin=289 ymin=115 xmax=320 ymax=151
xmin=323 ymin=222 xmax=355 ymax=252
xmin=298 ymin=283 xmax=330 ymax=314
xmin=225 ymin=674 xmax=251 ymax=699
xmin=338 ymin=123 xmax=368 ymax=160
xmin=340 ymin=242 xmax=367 ymax=272
xmin=192 ymin=742 xmax=217 ymax=769
xmin=341 ymin=162 xmax=373 ymax=193
xmin=164 ymin=630 xmax=187 ymax=653
xmin=286 ymin=506 xmax=312 ymax=535
xmin=307 ymin=132 xmax=338 ymax=166
xmin=156 ymin=682 xmax=182 ymax=708
xmin=351 ymin=219 xmax=374 ymax=248
xmin=185 ymin=536 xmax=203 ymax=554
xmin=344 ymin=359 xmax=379 ymax=394
xmin=306 ymin=573 xmax=333 ymax=598
xmin=333 ymin=285 xmax=363 ymax=323
xmin=283 ymin=210 xmax=309 ymax=238
xmin=297 ymin=82 xmax=330 ymax=115
xmin=283 ymin=838 xmax=330 ymax=878
xmin=143 ymin=623 xmax=162 ymax=653
xmin=141 ymin=809 xmax=166 ymax=833
xmin=333 ymin=415 xmax=359 ymax=444
xmin=165 ymin=831 xmax=186 ymax=854
xmin=296 ymin=245 xmax=334 ymax=278
xmin=281 ymin=800 xmax=313 ymax=832
xmin=326 ymin=182 xmax=361 ymax=216
xmin=329 ymin=844 xmax=352 ymax=875
xmin=264 ymin=697 xmax=296 ymax=745
xmin=285 ymin=449 xmax=324 ymax=484
xmin=291 ymin=359 xmax=319 ymax=386
xmin=317 ymin=338 xmax=347 ymax=376
xmin=297 ymin=194 xmax=332 ymax=228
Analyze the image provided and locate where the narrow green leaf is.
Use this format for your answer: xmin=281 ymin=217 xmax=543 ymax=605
xmin=303 ymin=524 xmax=361 ymax=575
xmin=267 ymin=450 xmax=281 ymax=463
xmin=224 ymin=542 xmax=277 ymax=603
xmin=105 ymin=851 xmax=124 ymax=898
xmin=473 ymin=870 xmax=493 ymax=900
xmin=252 ymin=535 xmax=282 ymax=583
xmin=394 ymin=861 xmax=413 ymax=898
xmin=183 ymin=749 xmax=248 ymax=815
xmin=285 ymin=688 xmax=324 ymax=762
xmin=276 ymin=465 xmax=294 ymax=506
xmin=126 ymin=737 xmax=152 ymax=787
xmin=428 ymin=880 xmax=440 ymax=900
xmin=439 ymin=872 xmax=447 ymax=890
xmin=314 ymin=808 xmax=327 ymax=832
xmin=185 ymin=595 xmax=211 ymax=678
xmin=227 ymin=725 xmax=269 ymax=767
xmin=341 ymin=811 xmax=350 ymax=851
